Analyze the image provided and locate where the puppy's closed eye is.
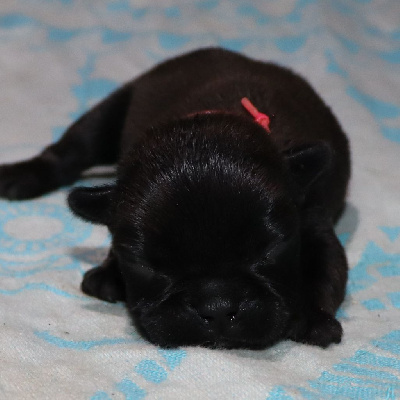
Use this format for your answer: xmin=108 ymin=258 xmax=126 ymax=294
xmin=130 ymin=263 xmax=155 ymax=281
xmin=115 ymin=246 xmax=154 ymax=279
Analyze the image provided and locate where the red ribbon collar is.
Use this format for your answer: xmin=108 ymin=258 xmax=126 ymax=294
xmin=187 ymin=98 xmax=271 ymax=134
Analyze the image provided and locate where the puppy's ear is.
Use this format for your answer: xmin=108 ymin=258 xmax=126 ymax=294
xmin=67 ymin=185 xmax=115 ymax=226
xmin=284 ymin=142 xmax=332 ymax=190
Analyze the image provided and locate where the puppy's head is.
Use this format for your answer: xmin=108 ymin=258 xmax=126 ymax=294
xmin=69 ymin=115 xmax=331 ymax=349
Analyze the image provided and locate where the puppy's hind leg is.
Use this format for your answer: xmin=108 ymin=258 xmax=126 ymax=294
xmin=0 ymin=83 xmax=133 ymax=200
xmin=289 ymin=207 xmax=348 ymax=348
xmin=81 ymin=249 xmax=125 ymax=303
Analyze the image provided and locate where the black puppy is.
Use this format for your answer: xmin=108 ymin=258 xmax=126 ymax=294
xmin=0 ymin=48 xmax=350 ymax=349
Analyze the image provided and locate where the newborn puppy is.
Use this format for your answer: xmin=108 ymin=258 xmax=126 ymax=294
xmin=0 ymin=48 xmax=350 ymax=349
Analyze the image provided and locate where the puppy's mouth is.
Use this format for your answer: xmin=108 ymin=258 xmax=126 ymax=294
xmin=198 ymin=317 xmax=286 ymax=350
xmin=200 ymin=337 xmax=274 ymax=350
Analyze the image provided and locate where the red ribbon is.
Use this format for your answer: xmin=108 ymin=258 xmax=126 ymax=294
xmin=241 ymin=97 xmax=271 ymax=133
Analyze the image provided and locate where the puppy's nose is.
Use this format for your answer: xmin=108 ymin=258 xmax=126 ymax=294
xmin=196 ymin=299 xmax=238 ymax=330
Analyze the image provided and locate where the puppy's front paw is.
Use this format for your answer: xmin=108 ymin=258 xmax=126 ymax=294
xmin=290 ymin=310 xmax=342 ymax=348
xmin=81 ymin=265 xmax=125 ymax=303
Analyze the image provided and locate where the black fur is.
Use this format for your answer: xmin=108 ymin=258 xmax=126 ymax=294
xmin=0 ymin=48 xmax=350 ymax=349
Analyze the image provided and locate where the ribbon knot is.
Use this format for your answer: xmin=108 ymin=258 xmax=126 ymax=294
xmin=241 ymin=97 xmax=271 ymax=133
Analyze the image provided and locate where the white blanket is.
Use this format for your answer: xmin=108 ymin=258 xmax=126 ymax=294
xmin=1 ymin=1 xmax=399 ymax=399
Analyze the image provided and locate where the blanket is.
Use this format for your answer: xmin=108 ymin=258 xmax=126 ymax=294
xmin=0 ymin=1 xmax=399 ymax=399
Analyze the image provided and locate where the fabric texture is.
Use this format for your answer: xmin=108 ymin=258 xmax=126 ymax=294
xmin=0 ymin=1 xmax=399 ymax=399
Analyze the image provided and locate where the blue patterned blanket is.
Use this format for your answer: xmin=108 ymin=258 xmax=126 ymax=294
xmin=1 ymin=1 xmax=399 ymax=399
